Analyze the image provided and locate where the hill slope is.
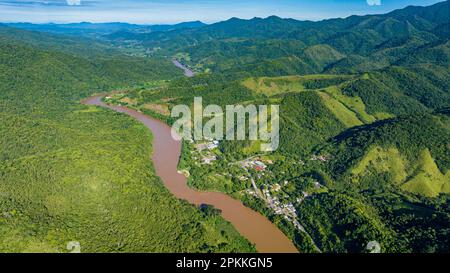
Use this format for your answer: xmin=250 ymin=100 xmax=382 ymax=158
xmin=0 ymin=34 xmax=254 ymax=252
xmin=104 ymin=1 xmax=450 ymax=75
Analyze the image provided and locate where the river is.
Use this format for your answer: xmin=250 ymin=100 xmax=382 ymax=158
xmin=82 ymin=95 xmax=298 ymax=253
xmin=172 ymin=59 xmax=195 ymax=77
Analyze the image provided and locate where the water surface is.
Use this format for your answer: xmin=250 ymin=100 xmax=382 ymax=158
xmin=82 ymin=95 xmax=298 ymax=253
xmin=172 ymin=59 xmax=195 ymax=77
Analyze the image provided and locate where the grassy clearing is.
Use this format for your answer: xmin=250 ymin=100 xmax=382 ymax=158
xmin=242 ymin=74 xmax=388 ymax=129
xmin=318 ymin=91 xmax=363 ymax=128
xmin=242 ymin=141 xmax=262 ymax=155
xmin=191 ymin=173 xmax=234 ymax=193
xmin=174 ymin=52 xmax=191 ymax=62
xmin=350 ymin=146 xmax=408 ymax=184
xmin=322 ymin=86 xmax=377 ymax=123
xmin=242 ymin=76 xmax=303 ymax=96
xmin=242 ymin=74 xmax=351 ymax=96
xmin=142 ymin=103 xmax=170 ymax=116
xmin=350 ymin=146 xmax=450 ymax=197
xmin=401 ymin=149 xmax=450 ymax=197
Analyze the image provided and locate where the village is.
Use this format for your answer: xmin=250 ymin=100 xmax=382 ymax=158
xmin=188 ymin=138 xmax=327 ymax=242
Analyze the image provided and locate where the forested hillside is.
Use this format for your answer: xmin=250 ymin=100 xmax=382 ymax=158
xmin=0 ymin=31 xmax=255 ymax=252
xmin=105 ymin=1 xmax=450 ymax=76
xmin=1 ymin=1 xmax=449 ymax=253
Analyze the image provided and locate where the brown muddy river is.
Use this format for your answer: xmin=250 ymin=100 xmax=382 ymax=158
xmin=172 ymin=59 xmax=195 ymax=77
xmin=82 ymin=95 xmax=298 ymax=253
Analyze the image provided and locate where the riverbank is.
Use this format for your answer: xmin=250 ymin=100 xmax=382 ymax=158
xmin=82 ymin=95 xmax=298 ymax=253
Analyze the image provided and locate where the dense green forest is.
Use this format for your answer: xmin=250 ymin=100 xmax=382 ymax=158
xmin=0 ymin=29 xmax=255 ymax=252
xmin=1 ymin=1 xmax=449 ymax=253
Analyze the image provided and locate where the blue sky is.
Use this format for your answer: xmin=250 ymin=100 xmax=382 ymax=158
xmin=0 ymin=0 xmax=444 ymax=24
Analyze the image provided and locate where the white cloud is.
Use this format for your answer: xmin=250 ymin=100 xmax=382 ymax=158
xmin=67 ymin=0 xmax=81 ymax=6
xmin=367 ymin=0 xmax=381 ymax=6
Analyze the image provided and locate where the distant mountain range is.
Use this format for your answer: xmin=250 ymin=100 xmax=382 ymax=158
xmin=100 ymin=1 xmax=450 ymax=74
xmin=4 ymin=21 xmax=207 ymax=38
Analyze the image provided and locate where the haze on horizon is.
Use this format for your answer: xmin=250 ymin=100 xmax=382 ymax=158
xmin=0 ymin=0 xmax=444 ymax=24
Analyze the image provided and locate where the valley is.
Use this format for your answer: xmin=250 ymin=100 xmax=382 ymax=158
xmin=82 ymin=95 xmax=298 ymax=253
xmin=0 ymin=0 xmax=449 ymax=253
